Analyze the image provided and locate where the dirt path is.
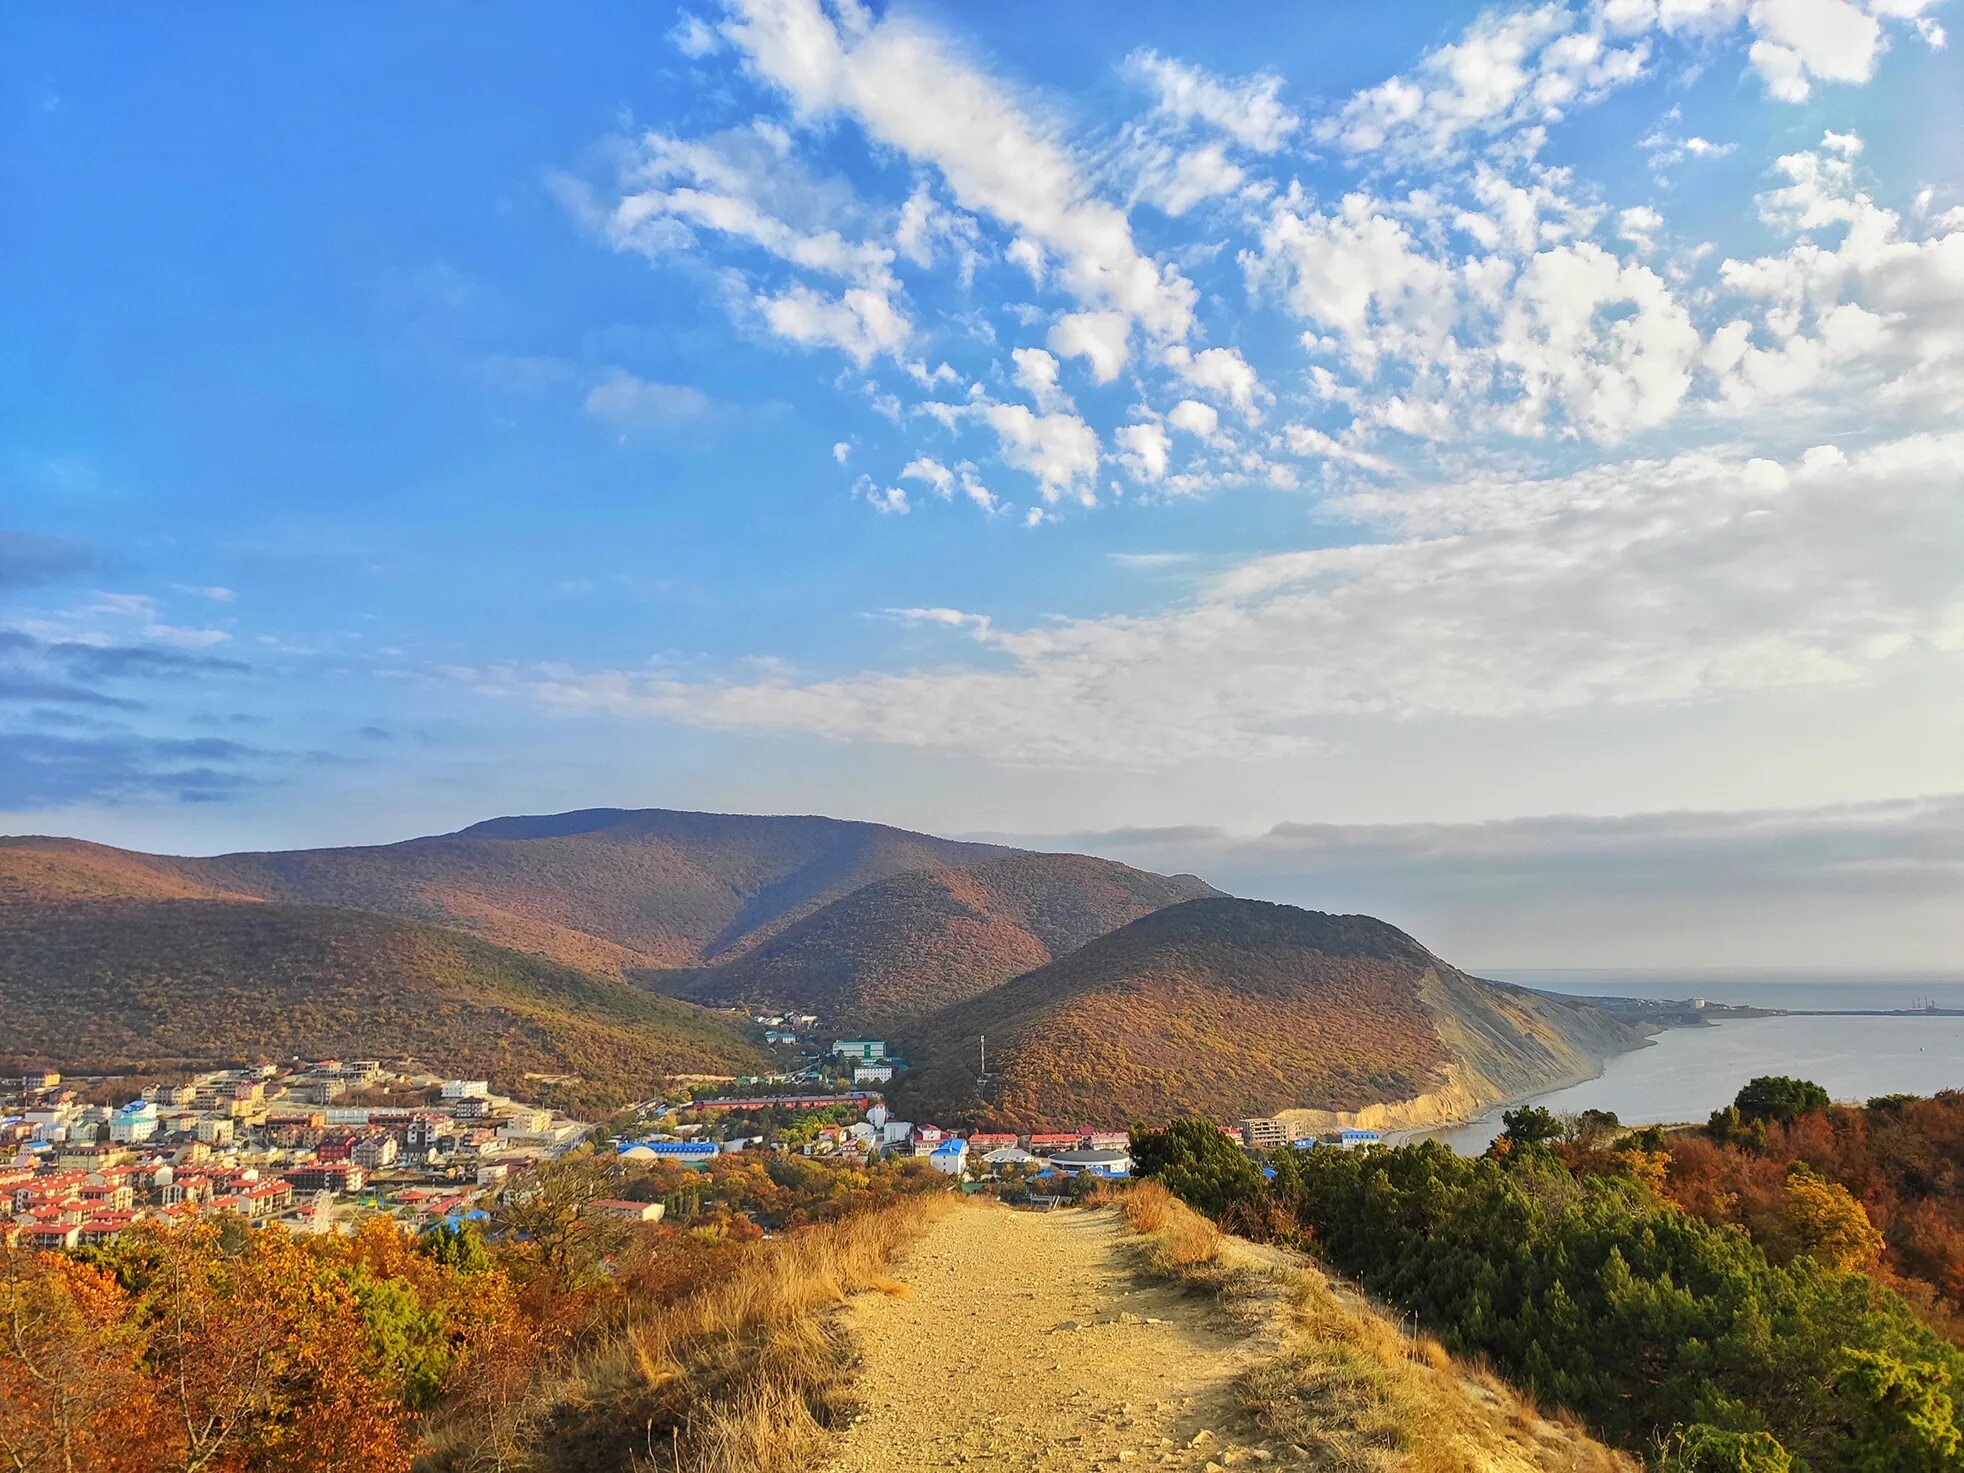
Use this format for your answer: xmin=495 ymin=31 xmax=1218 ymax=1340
xmin=825 ymin=1201 xmax=1272 ymax=1472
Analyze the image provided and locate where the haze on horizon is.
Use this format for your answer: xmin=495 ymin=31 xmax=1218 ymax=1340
xmin=4 ymin=1 xmax=1960 ymax=971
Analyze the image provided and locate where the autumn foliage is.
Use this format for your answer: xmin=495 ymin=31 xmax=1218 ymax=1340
xmin=1661 ymin=1088 xmax=1964 ymax=1325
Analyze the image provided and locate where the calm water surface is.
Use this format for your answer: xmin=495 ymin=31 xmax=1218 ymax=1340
xmin=1427 ymin=1011 xmax=1964 ymax=1155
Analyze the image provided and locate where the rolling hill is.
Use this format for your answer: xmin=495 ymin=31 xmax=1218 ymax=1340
xmin=0 ymin=897 xmax=770 ymax=1099
xmin=667 ymin=851 xmax=1218 ymax=1028
xmin=2 ymin=810 xmax=1006 ymax=976
xmin=890 ymin=896 xmax=1646 ymax=1130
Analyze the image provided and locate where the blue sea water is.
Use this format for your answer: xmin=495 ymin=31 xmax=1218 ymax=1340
xmin=1422 ymin=971 xmax=1964 ymax=1154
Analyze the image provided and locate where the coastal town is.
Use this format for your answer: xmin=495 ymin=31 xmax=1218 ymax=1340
xmin=1 ymin=1028 xmax=1383 ymax=1250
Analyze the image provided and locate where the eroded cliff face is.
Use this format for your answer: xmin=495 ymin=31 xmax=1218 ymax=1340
xmin=1275 ymin=967 xmax=1652 ymax=1136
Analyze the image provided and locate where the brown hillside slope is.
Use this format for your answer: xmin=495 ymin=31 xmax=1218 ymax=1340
xmin=2 ymin=809 xmax=1007 ymax=976
xmin=893 ymin=897 xmax=1644 ymax=1130
xmin=0 ymin=837 xmax=253 ymax=905
xmin=0 ymin=898 xmax=768 ymax=1094
xmin=668 ymin=851 xmax=1218 ymax=1029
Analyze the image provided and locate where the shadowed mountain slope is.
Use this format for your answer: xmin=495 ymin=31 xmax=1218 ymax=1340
xmin=0 ymin=897 xmax=769 ymax=1095
xmin=4 ymin=810 xmax=1006 ymax=976
xmin=667 ymin=851 xmax=1219 ymax=1029
xmin=892 ymin=897 xmax=1645 ymax=1130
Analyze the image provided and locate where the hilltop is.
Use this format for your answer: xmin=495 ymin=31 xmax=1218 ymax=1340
xmin=2 ymin=810 xmax=1003 ymax=975
xmin=666 ymin=850 xmax=1217 ymax=1028
xmin=0 ymin=898 xmax=769 ymax=1098
xmin=893 ymin=896 xmax=1645 ymax=1130
xmin=1 ymin=814 xmax=1220 ymax=1038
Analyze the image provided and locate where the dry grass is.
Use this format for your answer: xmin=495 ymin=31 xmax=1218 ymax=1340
xmin=1110 ymin=1186 xmax=1632 ymax=1473
xmin=525 ymin=1197 xmax=947 ymax=1473
xmin=1123 ymin=1181 xmax=1223 ymax=1268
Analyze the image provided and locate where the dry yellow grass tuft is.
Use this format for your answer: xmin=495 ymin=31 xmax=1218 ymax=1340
xmin=527 ymin=1197 xmax=947 ymax=1473
xmin=1111 ymin=1186 xmax=1632 ymax=1473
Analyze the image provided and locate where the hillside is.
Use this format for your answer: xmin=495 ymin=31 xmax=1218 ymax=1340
xmin=1 ymin=810 xmax=1006 ymax=976
xmin=892 ymin=897 xmax=1644 ymax=1130
xmin=0 ymin=898 xmax=769 ymax=1096
xmin=667 ymin=851 xmax=1218 ymax=1028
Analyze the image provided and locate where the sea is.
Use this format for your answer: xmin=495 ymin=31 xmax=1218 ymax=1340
xmin=1420 ymin=971 xmax=1964 ymax=1155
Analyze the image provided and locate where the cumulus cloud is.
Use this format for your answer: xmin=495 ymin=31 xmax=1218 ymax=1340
xmin=1115 ymin=419 xmax=1172 ymax=482
xmin=981 ymin=402 xmax=1101 ymax=503
xmin=1047 ymin=310 xmax=1132 ymax=383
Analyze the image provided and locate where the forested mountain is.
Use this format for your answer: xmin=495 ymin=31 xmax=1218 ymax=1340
xmin=892 ymin=897 xmax=1645 ymax=1130
xmin=0 ymin=898 xmax=768 ymax=1099
xmin=3 ymin=810 xmax=1001 ymax=975
xmin=666 ymin=851 xmax=1217 ymax=1028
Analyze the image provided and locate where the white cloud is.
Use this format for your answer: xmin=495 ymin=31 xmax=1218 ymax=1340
xmin=1125 ymin=49 xmax=1299 ymax=153
xmin=720 ymin=0 xmax=1196 ymax=338
xmin=1167 ymin=399 xmax=1219 ymax=437
xmin=899 ymin=456 xmax=955 ymax=497
xmin=982 ymin=402 xmax=1101 ymax=502
xmin=1162 ymin=344 xmax=1269 ymax=424
xmin=671 ymin=12 xmax=720 ymax=57
xmin=1495 ymin=242 xmax=1700 ymax=439
xmin=1705 ymin=133 xmax=1964 ymax=414
xmin=1047 ymin=310 xmax=1132 ymax=383
xmin=894 ymin=180 xmax=982 ymax=283
xmin=1011 ymin=346 xmax=1071 ymax=411
xmin=853 ymin=476 xmax=909 ymax=514
xmin=583 ymin=369 xmax=716 ymax=427
xmin=1316 ymin=4 xmax=1651 ymax=160
xmin=832 ymin=441 xmax=852 ymax=464
xmin=497 ymin=433 xmax=1964 ymax=764
xmin=1115 ymin=420 xmax=1172 ymax=482
xmin=1119 ymin=138 xmax=1247 ymax=218
xmin=757 ymin=283 xmax=910 ymax=364
xmin=1745 ymin=0 xmax=1884 ymax=99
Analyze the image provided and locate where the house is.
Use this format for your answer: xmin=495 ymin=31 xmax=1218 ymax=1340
xmin=966 ymin=1132 xmax=1019 ymax=1153
xmin=1046 ymin=1148 xmax=1132 ymax=1179
xmin=1338 ymin=1128 xmax=1381 ymax=1150
xmin=927 ymin=1138 xmax=969 ymax=1177
xmin=441 ymin=1080 xmax=491 ymax=1100
xmin=1026 ymin=1133 xmax=1079 ymax=1155
xmin=852 ymin=1062 xmax=895 ymax=1084
xmin=587 ymin=1199 xmax=666 ymax=1223
xmin=831 ymin=1040 xmax=887 ymax=1064
xmin=1079 ymin=1130 xmax=1130 ymax=1151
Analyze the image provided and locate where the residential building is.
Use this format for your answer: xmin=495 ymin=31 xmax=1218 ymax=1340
xmin=830 ymin=1040 xmax=887 ymax=1064
xmin=852 ymin=1062 xmax=894 ymax=1084
xmin=1239 ymin=1118 xmax=1286 ymax=1150
xmin=927 ymin=1138 xmax=969 ymax=1177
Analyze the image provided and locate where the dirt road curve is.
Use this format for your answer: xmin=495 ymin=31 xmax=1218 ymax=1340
xmin=825 ymin=1201 xmax=1268 ymax=1472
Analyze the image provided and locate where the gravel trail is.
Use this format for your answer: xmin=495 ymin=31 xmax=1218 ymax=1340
xmin=824 ymin=1201 xmax=1266 ymax=1472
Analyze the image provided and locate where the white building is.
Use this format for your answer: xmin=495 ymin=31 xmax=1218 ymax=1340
xmin=441 ymin=1080 xmax=491 ymax=1100
xmin=109 ymin=1102 xmax=158 ymax=1145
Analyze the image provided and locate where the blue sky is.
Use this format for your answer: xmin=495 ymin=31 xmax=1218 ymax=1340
xmin=5 ymin=1 xmax=1961 ymax=965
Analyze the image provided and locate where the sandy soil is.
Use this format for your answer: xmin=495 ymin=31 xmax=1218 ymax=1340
xmin=824 ymin=1201 xmax=1277 ymax=1472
